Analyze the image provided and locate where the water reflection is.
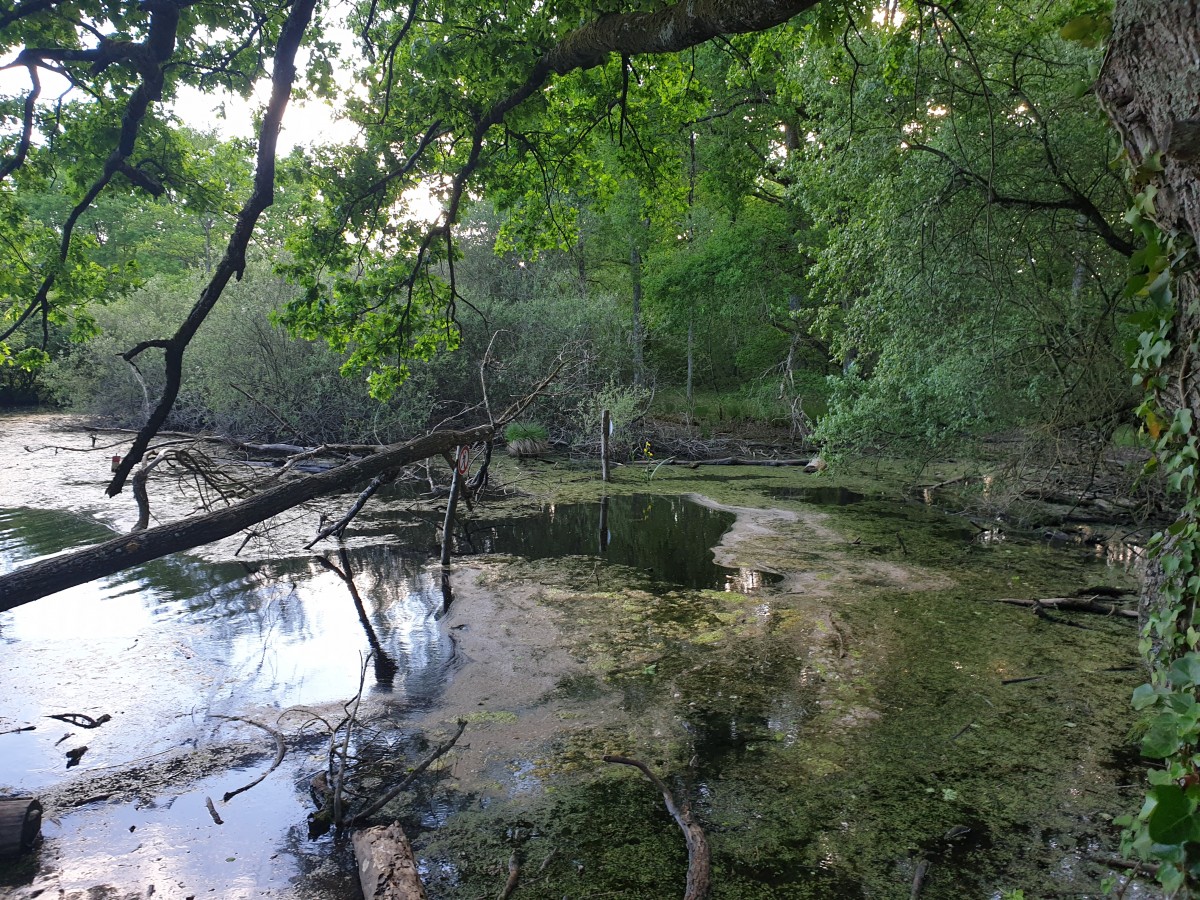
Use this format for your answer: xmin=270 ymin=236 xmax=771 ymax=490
xmin=444 ymin=494 xmax=779 ymax=591
xmin=0 ymin=507 xmax=457 ymax=790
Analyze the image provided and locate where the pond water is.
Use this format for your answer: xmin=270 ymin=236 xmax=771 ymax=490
xmin=0 ymin=414 xmax=1152 ymax=899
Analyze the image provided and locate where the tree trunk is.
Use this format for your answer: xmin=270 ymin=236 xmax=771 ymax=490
xmin=631 ymin=240 xmax=645 ymax=387
xmin=686 ymin=316 xmax=695 ymax=414
xmin=1097 ymin=1 xmax=1200 ymax=640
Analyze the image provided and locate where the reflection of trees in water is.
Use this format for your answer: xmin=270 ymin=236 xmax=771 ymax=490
xmin=451 ymin=494 xmax=741 ymax=589
xmin=1 ymin=505 xmax=456 ymax=704
xmin=317 ymin=550 xmax=398 ymax=689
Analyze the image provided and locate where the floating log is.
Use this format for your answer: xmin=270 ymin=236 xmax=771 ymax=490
xmin=352 ymin=821 xmax=427 ymax=900
xmin=0 ymin=797 xmax=42 ymax=858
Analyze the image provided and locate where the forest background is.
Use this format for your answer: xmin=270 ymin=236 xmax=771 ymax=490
xmin=1 ymin=0 xmax=1136 ymax=468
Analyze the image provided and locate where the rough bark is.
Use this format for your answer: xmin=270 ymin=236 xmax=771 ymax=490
xmin=1097 ymin=0 xmax=1200 ymax=415
xmin=1097 ymin=1 xmax=1200 ymax=637
xmin=352 ymin=822 xmax=428 ymax=900
xmin=0 ymin=425 xmax=494 ymax=611
xmin=542 ymin=0 xmax=819 ymax=75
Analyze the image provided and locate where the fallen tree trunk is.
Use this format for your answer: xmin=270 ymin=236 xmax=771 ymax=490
xmin=352 ymin=822 xmax=427 ymax=900
xmin=625 ymin=457 xmax=814 ymax=468
xmin=0 ymin=797 xmax=42 ymax=858
xmin=0 ymin=424 xmax=494 ymax=611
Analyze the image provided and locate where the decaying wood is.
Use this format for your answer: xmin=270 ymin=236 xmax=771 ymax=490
xmin=627 ymin=456 xmax=813 ymax=468
xmin=603 ymin=755 xmax=712 ymax=900
xmin=996 ymin=597 xmax=1138 ymax=619
xmin=440 ymin=462 xmax=463 ymax=568
xmin=0 ymin=797 xmax=42 ymax=858
xmin=910 ymin=856 xmax=930 ymax=900
xmin=1088 ymin=852 xmax=1160 ymax=876
xmin=205 ymin=795 xmax=224 ymax=825
xmin=46 ymin=712 xmax=110 ymax=729
xmin=498 ymin=850 xmax=520 ymax=900
xmin=306 ymin=470 xmax=398 ymax=548
xmin=209 ymin=714 xmax=286 ymax=803
xmin=352 ymin=821 xmax=428 ymax=900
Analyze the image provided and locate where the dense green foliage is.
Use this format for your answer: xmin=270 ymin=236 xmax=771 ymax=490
xmin=3 ymin=0 xmax=1136 ymax=462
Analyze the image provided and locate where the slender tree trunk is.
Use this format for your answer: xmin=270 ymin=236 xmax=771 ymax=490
xmin=686 ymin=315 xmax=695 ymax=413
xmin=631 ymin=241 xmax=645 ymax=387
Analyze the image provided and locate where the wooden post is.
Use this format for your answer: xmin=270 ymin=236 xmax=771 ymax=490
xmin=440 ymin=457 xmax=462 ymax=568
xmin=0 ymin=797 xmax=42 ymax=858
xmin=601 ymin=410 xmax=611 ymax=482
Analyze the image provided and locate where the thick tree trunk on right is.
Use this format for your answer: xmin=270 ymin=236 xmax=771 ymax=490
xmin=1097 ymin=1 xmax=1200 ymax=640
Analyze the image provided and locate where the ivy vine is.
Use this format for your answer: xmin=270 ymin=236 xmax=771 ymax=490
xmin=1114 ymin=164 xmax=1200 ymax=895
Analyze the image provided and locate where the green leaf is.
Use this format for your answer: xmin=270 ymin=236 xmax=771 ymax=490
xmin=1170 ymin=653 xmax=1200 ymax=688
xmin=1143 ymin=714 xmax=1184 ymax=758
xmin=1147 ymin=784 xmax=1200 ymax=844
xmin=1132 ymin=683 xmax=1160 ymax=710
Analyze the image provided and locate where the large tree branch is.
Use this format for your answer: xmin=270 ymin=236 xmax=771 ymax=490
xmin=906 ymin=141 xmax=1135 ymax=256
xmin=107 ymin=0 xmax=319 ymax=496
xmin=0 ymin=424 xmax=495 ymax=610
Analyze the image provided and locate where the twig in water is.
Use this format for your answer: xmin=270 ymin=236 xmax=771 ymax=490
xmin=205 ymin=796 xmax=224 ymax=825
xmin=603 ymin=755 xmax=711 ymax=900
xmin=47 ymin=712 xmax=111 ymax=729
xmin=208 ymin=714 xmax=286 ymax=803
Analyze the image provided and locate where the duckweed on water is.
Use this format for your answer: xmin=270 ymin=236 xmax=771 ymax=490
xmin=399 ymin=460 xmax=1145 ymax=898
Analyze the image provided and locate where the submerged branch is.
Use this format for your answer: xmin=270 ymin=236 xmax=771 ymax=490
xmin=603 ymin=755 xmax=712 ymax=900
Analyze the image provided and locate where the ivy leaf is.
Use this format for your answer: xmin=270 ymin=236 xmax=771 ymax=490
xmin=1147 ymin=785 xmax=1200 ymax=844
xmin=1170 ymin=654 xmax=1200 ymax=688
xmin=1143 ymin=714 xmax=1184 ymax=758
xmin=1132 ymin=683 xmax=1160 ymax=710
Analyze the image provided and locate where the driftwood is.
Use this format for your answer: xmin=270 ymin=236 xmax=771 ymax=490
xmin=626 ymin=456 xmax=813 ymax=468
xmin=352 ymin=821 xmax=428 ymax=900
xmin=603 ymin=755 xmax=711 ymax=900
xmin=910 ymin=856 xmax=931 ymax=900
xmin=0 ymin=797 xmax=42 ymax=858
xmin=996 ymin=597 xmax=1138 ymax=619
xmin=498 ymin=850 xmax=520 ymax=900
xmin=47 ymin=712 xmax=111 ymax=729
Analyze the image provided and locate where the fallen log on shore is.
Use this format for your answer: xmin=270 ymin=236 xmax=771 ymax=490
xmin=0 ymin=797 xmax=42 ymax=858
xmin=352 ymin=822 xmax=427 ymax=900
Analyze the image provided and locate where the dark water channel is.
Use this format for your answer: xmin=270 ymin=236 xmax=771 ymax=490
xmin=449 ymin=493 xmax=780 ymax=590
